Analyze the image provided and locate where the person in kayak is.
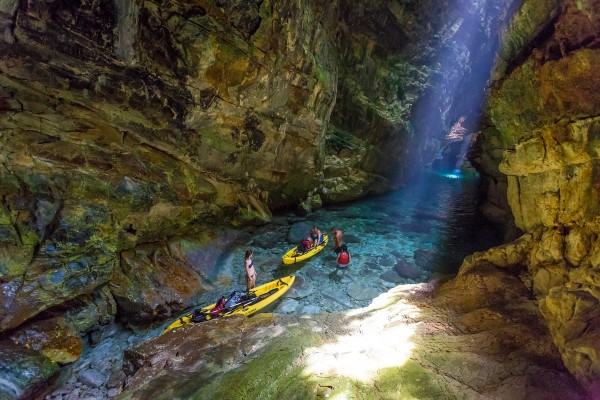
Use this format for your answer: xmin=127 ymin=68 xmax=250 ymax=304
xmin=244 ymin=249 xmax=257 ymax=291
xmin=296 ymin=237 xmax=312 ymax=254
xmin=331 ymin=227 xmax=344 ymax=254
xmin=311 ymin=225 xmax=323 ymax=246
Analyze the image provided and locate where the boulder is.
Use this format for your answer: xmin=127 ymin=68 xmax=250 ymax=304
xmin=109 ymin=242 xmax=203 ymax=324
xmin=9 ymin=316 xmax=83 ymax=365
xmin=0 ymin=341 xmax=59 ymax=400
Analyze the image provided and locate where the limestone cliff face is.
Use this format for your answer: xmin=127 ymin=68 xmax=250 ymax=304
xmin=0 ymin=0 xmax=452 ymax=347
xmin=470 ymin=0 xmax=600 ymax=388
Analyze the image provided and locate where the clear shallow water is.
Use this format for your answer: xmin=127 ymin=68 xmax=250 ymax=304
xmin=177 ymin=169 xmax=504 ymax=321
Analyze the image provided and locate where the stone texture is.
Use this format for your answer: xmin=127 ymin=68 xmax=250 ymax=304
xmin=118 ymin=279 xmax=586 ymax=400
xmin=63 ymin=286 xmax=118 ymax=335
xmin=346 ymin=283 xmax=379 ymax=301
xmin=0 ymin=341 xmax=59 ymax=400
xmin=109 ymin=242 xmax=204 ymax=324
xmin=471 ymin=0 xmax=600 ymax=390
xmin=8 ymin=316 xmax=83 ymax=364
xmin=379 ymin=269 xmax=404 ymax=284
xmin=394 ymin=259 xmax=421 ymax=279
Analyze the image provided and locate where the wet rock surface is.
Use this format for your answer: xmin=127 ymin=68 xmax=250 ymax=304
xmin=8 ymin=316 xmax=83 ymax=365
xmin=39 ymin=322 xmax=154 ymax=400
xmin=118 ymin=274 xmax=586 ymax=400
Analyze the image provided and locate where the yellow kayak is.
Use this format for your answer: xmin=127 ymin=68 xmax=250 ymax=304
xmin=282 ymin=234 xmax=329 ymax=265
xmin=162 ymin=275 xmax=295 ymax=334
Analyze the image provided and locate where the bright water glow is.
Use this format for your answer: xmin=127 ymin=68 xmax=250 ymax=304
xmin=436 ymin=169 xmax=463 ymax=179
xmin=303 ymin=286 xmax=420 ymax=383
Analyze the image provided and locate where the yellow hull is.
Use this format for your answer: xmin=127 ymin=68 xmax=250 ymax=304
xmin=282 ymin=234 xmax=329 ymax=265
xmin=162 ymin=275 xmax=295 ymax=334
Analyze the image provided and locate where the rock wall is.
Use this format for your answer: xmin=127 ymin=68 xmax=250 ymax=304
xmin=0 ymin=1 xmax=463 ymax=395
xmin=0 ymin=0 xmax=458 ymax=334
xmin=0 ymin=0 xmax=591 ymax=395
xmin=470 ymin=0 xmax=600 ymax=389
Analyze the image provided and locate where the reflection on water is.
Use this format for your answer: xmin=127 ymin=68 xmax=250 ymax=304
xmin=187 ymin=169 xmax=504 ymax=320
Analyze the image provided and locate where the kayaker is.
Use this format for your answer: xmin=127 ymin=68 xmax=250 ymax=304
xmin=296 ymin=237 xmax=312 ymax=254
xmin=244 ymin=250 xmax=257 ymax=291
xmin=311 ymin=225 xmax=323 ymax=246
xmin=331 ymin=227 xmax=344 ymax=254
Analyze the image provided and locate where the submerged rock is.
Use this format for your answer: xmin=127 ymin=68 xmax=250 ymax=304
xmin=347 ymin=283 xmax=379 ymax=301
xmin=322 ymin=290 xmax=353 ymax=308
xmin=276 ymin=298 xmax=299 ymax=314
xmin=413 ymin=248 xmax=437 ymax=270
xmin=286 ymin=275 xmax=314 ymax=299
xmin=379 ymin=269 xmax=405 ymax=284
xmin=394 ymin=259 xmax=421 ymax=279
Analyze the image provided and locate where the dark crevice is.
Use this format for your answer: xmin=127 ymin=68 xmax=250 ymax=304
xmin=504 ymin=11 xmax=560 ymax=76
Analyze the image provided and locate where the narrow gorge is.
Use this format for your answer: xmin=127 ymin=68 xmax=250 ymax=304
xmin=1 ymin=0 xmax=599 ymax=399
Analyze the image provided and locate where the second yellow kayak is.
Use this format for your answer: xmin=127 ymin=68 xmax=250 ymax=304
xmin=282 ymin=234 xmax=329 ymax=265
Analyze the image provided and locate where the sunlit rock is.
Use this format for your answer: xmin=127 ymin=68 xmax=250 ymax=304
xmin=532 ymin=265 xmax=568 ymax=298
xmin=119 ymin=281 xmax=586 ymax=399
xmin=565 ymin=227 xmax=590 ymax=267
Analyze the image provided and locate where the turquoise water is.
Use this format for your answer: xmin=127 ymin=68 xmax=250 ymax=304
xmin=189 ymin=169 xmax=504 ymax=317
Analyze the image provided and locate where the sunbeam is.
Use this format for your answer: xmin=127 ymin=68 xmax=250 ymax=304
xmin=302 ymin=286 xmax=421 ymax=383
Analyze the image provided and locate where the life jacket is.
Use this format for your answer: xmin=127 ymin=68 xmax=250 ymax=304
xmin=298 ymin=239 xmax=311 ymax=253
xmin=210 ymin=296 xmax=226 ymax=316
xmin=338 ymin=251 xmax=350 ymax=265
